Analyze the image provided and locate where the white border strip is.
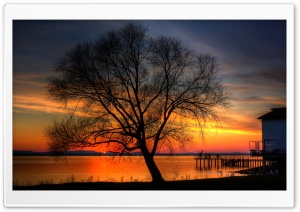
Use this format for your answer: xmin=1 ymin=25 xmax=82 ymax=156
xmin=5 ymin=4 xmax=293 ymax=20
xmin=4 ymin=4 xmax=294 ymax=207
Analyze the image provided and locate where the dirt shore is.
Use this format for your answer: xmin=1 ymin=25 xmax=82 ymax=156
xmin=13 ymin=174 xmax=286 ymax=190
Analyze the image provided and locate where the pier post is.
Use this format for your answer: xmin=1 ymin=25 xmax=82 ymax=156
xmin=199 ymin=158 xmax=202 ymax=170
xmin=262 ymin=157 xmax=266 ymax=173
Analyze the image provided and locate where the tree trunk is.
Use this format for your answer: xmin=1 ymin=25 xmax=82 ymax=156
xmin=143 ymin=153 xmax=165 ymax=183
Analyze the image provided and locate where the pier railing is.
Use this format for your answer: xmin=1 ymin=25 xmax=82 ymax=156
xmin=194 ymin=155 xmax=275 ymax=170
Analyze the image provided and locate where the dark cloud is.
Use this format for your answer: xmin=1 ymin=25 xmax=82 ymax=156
xmin=235 ymin=66 xmax=286 ymax=86
xmin=13 ymin=20 xmax=131 ymax=64
xmin=171 ymin=20 xmax=286 ymax=60
xmin=255 ymin=67 xmax=286 ymax=84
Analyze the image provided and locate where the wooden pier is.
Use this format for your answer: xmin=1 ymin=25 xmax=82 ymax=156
xmin=194 ymin=154 xmax=276 ymax=170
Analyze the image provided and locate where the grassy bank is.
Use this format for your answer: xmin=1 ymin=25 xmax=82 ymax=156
xmin=13 ymin=174 xmax=286 ymax=190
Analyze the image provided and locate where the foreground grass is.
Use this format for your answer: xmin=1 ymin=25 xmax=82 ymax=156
xmin=13 ymin=174 xmax=286 ymax=190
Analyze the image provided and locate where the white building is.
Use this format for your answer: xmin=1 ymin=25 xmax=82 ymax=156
xmin=258 ymin=108 xmax=286 ymax=155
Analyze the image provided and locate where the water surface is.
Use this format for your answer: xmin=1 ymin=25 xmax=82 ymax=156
xmin=13 ymin=155 xmax=261 ymax=185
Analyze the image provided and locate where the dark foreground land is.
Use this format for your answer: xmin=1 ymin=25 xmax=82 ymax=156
xmin=13 ymin=174 xmax=286 ymax=190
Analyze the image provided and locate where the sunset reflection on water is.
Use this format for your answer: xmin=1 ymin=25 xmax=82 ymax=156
xmin=13 ymin=155 xmax=252 ymax=186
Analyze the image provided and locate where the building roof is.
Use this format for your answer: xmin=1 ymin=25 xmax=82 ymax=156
xmin=257 ymin=107 xmax=286 ymax=120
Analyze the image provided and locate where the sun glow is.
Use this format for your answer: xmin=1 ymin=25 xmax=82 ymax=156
xmin=13 ymin=102 xmax=263 ymax=153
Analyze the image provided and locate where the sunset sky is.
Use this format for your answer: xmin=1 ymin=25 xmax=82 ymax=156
xmin=13 ymin=20 xmax=286 ymax=153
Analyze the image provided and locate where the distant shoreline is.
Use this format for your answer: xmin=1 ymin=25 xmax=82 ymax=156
xmin=13 ymin=150 xmax=250 ymax=157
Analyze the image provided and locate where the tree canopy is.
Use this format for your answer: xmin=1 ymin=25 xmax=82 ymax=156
xmin=45 ymin=23 xmax=230 ymax=182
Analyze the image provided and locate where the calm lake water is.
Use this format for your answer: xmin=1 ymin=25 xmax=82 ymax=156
xmin=13 ymin=155 xmax=262 ymax=186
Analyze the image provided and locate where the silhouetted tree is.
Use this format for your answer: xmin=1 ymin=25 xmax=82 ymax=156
xmin=45 ymin=23 xmax=230 ymax=183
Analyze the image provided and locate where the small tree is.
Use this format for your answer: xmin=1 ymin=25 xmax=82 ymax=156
xmin=45 ymin=23 xmax=229 ymax=183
